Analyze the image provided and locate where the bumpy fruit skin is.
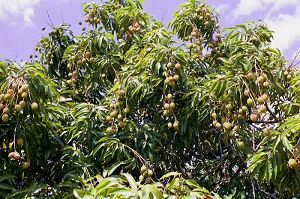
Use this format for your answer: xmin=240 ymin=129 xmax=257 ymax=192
xmin=13 ymin=152 xmax=21 ymax=159
xmin=247 ymin=98 xmax=254 ymax=106
xmin=167 ymin=62 xmax=173 ymax=68
xmin=145 ymin=177 xmax=152 ymax=184
xmin=250 ymin=114 xmax=258 ymax=122
xmin=8 ymin=152 xmax=15 ymax=159
xmin=263 ymin=128 xmax=270 ymax=136
xmin=257 ymin=97 xmax=264 ymax=105
xmin=15 ymin=104 xmax=21 ymax=112
xmin=2 ymin=114 xmax=9 ymax=123
xmin=21 ymin=84 xmax=29 ymax=92
xmin=216 ymin=123 xmax=222 ymax=129
xmin=17 ymin=138 xmax=24 ymax=146
xmin=147 ymin=169 xmax=153 ymax=176
xmin=139 ymin=175 xmax=144 ymax=182
xmin=20 ymin=101 xmax=26 ymax=108
xmin=31 ymin=102 xmax=39 ymax=110
xmin=22 ymin=161 xmax=30 ymax=169
xmin=289 ymin=158 xmax=297 ymax=168
xmin=173 ymin=121 xmax=179 ymax=129
xmin=141 ymin=165 xmax=147 ymax=173
xmin=4 ymin=94 xmax=12 ymax=101
xmin=175 ymin=63 xmax=181 ymax=69
xmin=110 ymin=110 xmax=118 ymax=118
xmin=238 ymin=141 xmax=245 ymax=148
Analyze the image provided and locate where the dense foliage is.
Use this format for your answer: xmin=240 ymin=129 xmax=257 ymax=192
xmin=1 ymin=0 xmax=300 ymax=198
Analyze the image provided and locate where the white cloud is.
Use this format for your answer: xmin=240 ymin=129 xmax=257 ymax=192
xmin=232 ymin=0 xmax=263 ymax=18
xmin=0 ymin=0 xmax=40 ymax=26
xmin=229 ymin=0 xmax=300 ymax=59
xmin=266 ymin=5 xmax=300 ymax=55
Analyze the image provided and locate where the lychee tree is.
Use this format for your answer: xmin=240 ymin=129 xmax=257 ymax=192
xmin=0 ymin=0 xmax=300 ymax=198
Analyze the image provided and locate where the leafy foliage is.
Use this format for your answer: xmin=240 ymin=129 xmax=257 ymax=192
xmin=1 ymin=0 xmax=300 ymax=198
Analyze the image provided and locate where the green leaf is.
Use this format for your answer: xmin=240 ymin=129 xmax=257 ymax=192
xmin=147 ymin=184 xmax=164 ymax=199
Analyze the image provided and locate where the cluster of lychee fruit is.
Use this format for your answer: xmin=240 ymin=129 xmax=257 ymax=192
xmin=8 ymin=139 xmax=30 ymax=169
xmin=0 ymin=82 xmax=39 ymax=123
xmin=105 ymin=87 xmax=128 ymax=132
xmin=288 ymin=158 xmax=300 ymax=171
xmin=164 ymin=62 xmax=181 ymax=87
xmin=138 ymin=165 xmax=153 ymax=184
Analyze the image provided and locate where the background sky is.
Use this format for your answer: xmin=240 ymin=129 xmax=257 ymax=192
xmin=0 ymin=0 xmax=299 ymax=62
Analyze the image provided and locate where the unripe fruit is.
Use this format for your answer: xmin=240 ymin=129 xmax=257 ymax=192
xmin=216 ymin=123 xmax=222 ymax=129
xmin=163 ymin=110 xmax=169 ymax=116
xmin=233 ymin=125 xmax=239 ymax=132
xmin=139 ymin=175 xmax=144 ymax=182
xmin=170 ymin=102 xmax=175 ymax=109
xmin=8 ymin=152 xmax=15 ymax=158
xmin=257 ymin=97 xmax=264 ymax=105
xmin=0 ymin=94 xmax=4 ymax=101
xmin=244 ymin=89 xmax=250 ymax=97
xmin=226 ymin=104 xmax=233 ymax=110
xmin=148 ymin=169 xmax=153 ymax=176
xmin=21 ymin=92 xmax=28 ymax=99
xmin=211 ymin=112 xmax=217 ymax=119
xmin=107 ymin=126 xmax=115 ymax=132
xmin=20 ymin=101 xmax=26 ymax=108
xmin=237 ymin=141 xmax=245 ymax=148
xmin=263 ymin=128 xmax=270 ymax=136
xmin=124 ymin=107 xmax=129 ymax=113
xmin=238 ymin=114 xmax=243 ymax=120
xmin=141 ymin=165 xmax=147 ymax=173
xmin=2 ymin=114 xmax=9 ymax=123
xmin=247 ymin=98 xmax=254 ymax=106
xmin=31 ymin=102 xmax=39 ymax=110
xmin=17 ymin=138 xmax=23 ymax=146
xmin=289 ymin=158 xmax=297 ymax=168
xmin=175 ymin=63 xmax=181 ymax=69
xmin=173 ymin=75 xmax=179 ymax=82
xmin=164 ymin=103 xmax=170 ymax=109
xmin=263 ymin=81 xmax=269 ymax=88
xmin=168 ymin=122 xmax=173 ymax=128
xmin=223 ymin=122 xmax=232 ymax=130
xmin=109 ymin=103 xmax=115 ymax=109
xmin=118 ymin=121 xmax=124 ymax=128
xmin=167 ymin=94 xmax=173 ymax=99
xmin=22 ymin=161 xmax=30 ymax=169
xmin=117 ymin=114 xmax=123 ymax=120
xmin=4 ymin=94 xmax=12 ymax=101
xmin=110 ymin=110 xmax=117 ymax=118
xmin=250 ymin=114 xmax=258 ymax=122
xmin=3 ymin=107 xmax=10 ymax=114
xmin=212 ymin=120 xmax=218 ymax=126
xmin=173 ymin=121 xmax=179 ymax=129
xmin=21 ymin=84 xmax=29 ymax=92
xmin=242 ymin=106 xmax=248 ymax=112
xmin=145 ymin=177 xmax=152 ymax=184
xmin=257 ymin=76 xmax=265 ymax=84
xmin=15 ymin=104 xmax=21 ymax=112
xmin=259 ymin=105 xmax=267 ymax=113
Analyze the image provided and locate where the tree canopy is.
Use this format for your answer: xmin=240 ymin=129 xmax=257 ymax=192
xmin=1 ymin=0 xmax=300 ymax=198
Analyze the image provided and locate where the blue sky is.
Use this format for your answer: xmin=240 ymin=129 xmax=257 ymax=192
xmin=0 ymin=0 xmax=299 ymax=62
